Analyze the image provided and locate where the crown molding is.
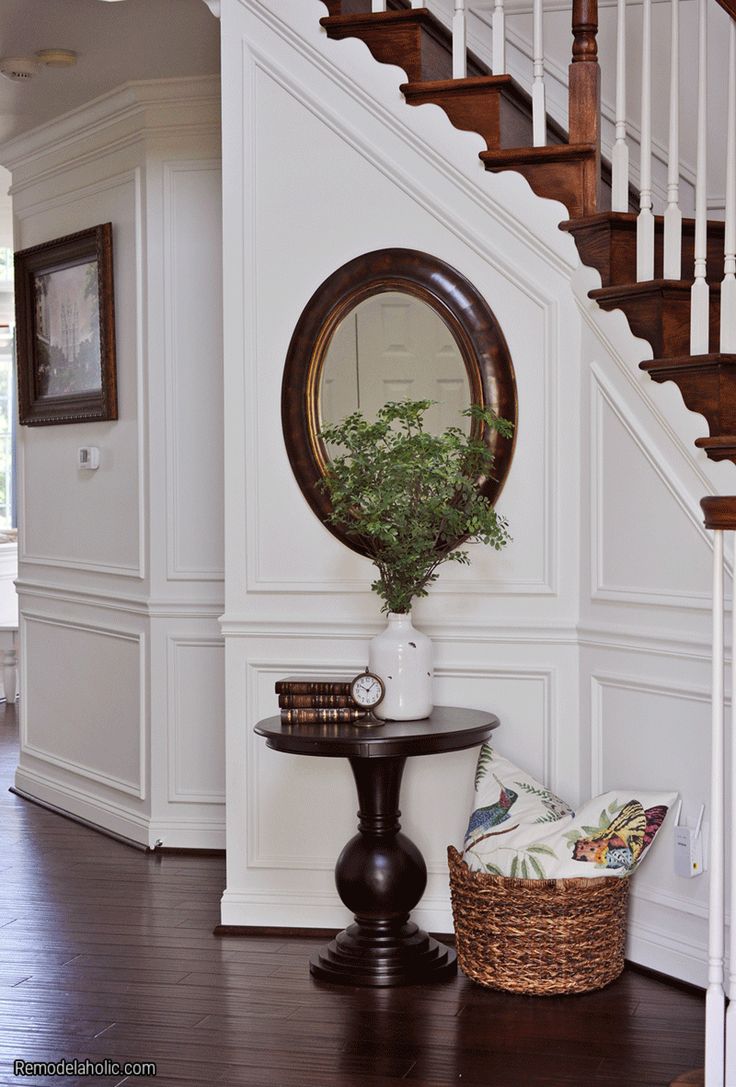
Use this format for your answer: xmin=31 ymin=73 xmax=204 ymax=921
xmin=1 ymin=75 xmax=221 ymax=173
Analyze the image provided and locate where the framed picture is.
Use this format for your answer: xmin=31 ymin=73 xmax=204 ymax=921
xmin=14 ymin=223 xmax=117 ymax=426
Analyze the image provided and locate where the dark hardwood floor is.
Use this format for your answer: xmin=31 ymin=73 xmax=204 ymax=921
xmin=0 ymin=703 xmax=704 ymax=1086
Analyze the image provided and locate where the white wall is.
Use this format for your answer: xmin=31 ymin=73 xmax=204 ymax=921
xmin=221 ymin=0 xmax=585 ymax=935
xmin=218 ymin=0 xmax=735 ymax=987
xmin=2 ymin=78 xmax=225 ymax=848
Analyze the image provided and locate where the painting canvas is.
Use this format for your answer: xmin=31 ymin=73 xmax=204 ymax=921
xmin=14 ymin=224 xmax=117 ymax=425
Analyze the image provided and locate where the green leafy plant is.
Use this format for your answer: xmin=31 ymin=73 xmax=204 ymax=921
xmin=319 ymin=399 xmax=513 ymax=614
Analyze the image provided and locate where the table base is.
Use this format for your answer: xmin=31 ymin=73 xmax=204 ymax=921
xmin=310 ymin=921 xmax=457 ymax=987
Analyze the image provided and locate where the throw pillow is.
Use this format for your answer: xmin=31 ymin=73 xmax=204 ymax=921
xmin=462 ymin=744 xmax=677 ymax=880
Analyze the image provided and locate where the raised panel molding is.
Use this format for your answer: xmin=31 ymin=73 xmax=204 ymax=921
xmin=21 ymin=613 xmax=147 ymax=799
xmin=18 ymin=167 xmax=146 ymax=581
xmin=590 ymin=672 xmax=711 ymax=921
xmin=163 ymin=159 xmax=225 ymax=583
xmin=167 ymin=636 xmax=226 ymax=804
xmin=590 ymin=365 xmax=717 ymax=609
xmin=244 ymin=659 xmax=553 ymax=874
xmin=242 ymin=50 xmax=558 ymax=597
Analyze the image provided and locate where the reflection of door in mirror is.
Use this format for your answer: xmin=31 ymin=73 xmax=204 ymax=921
xmin=320 ymin=291 xmax=470 ymax=436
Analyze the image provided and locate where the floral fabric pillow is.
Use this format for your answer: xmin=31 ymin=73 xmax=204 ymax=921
xmin=461 ymin=744 xmax=677 ymax=880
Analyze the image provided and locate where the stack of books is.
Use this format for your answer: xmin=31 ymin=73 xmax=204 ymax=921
xmin=275 ymin=675 xmax=368 ymax=724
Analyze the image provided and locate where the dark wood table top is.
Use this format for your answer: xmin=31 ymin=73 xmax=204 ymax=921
xmin=254 ymin=706 xmax=499 ymax=759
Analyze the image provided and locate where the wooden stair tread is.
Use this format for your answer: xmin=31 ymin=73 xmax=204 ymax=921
xmin=480 ymin=143 xmax=596 ymax=166
xmin=641 ymin=354 xmax=736 ymax=375
xmin=590 ymin=279 xmax=719 ymax=301
xmin=402 ymin=74 xmax=513 ymax=97
xmin=321 ymin=8 xmax=487 ymax=84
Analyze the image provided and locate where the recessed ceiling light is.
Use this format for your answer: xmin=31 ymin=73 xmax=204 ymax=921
xmin=35 ymin=49 xmax=77 ymax=68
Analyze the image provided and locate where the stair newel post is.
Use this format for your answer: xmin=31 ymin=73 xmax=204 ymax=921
xmin=721 ymin=20 xmax=736 ymax=353
xmin=532 ymin=0 xmax=547 ymax=146
xmin=663 ymin=0 xmax=682 ymax=280
xmin=636 ymin=0 xmax=655 ymax=281
xmin=569 ymin=0 xmax=601 ymax=212
xmin=691 ymin=0 xmax=709 ymax=354
xmin=611 ymin=0 xmax=629 ymax=212
xmin=701 ymin=500 xmax=727 ymax=1087
xmin=493 ymin=0 xmax=506 ymax=74
xmin=452 ymin=0 xmax=467 ymax=80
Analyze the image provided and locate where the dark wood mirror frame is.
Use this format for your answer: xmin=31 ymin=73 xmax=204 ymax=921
xmin=282 ymin=248 xmax=518 ymax=556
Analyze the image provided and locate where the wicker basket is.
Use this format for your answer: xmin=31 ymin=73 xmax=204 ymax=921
xmin=447 ymin=845 xmax=630 ymax=995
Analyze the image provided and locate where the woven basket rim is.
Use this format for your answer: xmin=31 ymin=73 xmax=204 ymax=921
xmin=447 ymin=843 xmax=630 ymax=891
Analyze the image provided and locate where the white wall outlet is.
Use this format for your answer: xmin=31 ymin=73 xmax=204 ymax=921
xmin=674 ymin=823 xmax=705 ymax=878
xmin=77 ymin=447 xmax=100 ymax=470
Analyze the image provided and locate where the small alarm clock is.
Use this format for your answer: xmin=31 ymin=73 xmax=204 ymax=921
xmin=350 ymin=668 xmax=386 ymax=711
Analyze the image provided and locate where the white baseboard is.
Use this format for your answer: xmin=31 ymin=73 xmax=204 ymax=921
xmin=14 ymin=764 xmax=225 ymax=851
xmin=219 ymin=886 xmax=453 ymax=932
xmin=626 ymin=920 xmax=707 ymax=988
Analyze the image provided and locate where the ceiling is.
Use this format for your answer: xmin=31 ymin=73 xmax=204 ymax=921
xmin=0 ymin=0 xmax=220 ymax=150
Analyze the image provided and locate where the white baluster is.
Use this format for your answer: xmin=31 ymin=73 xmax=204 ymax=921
xmin=706 ymin=528 xmax=726 ymax=1087
xmin=493 ymin=0 xmax=506 ymax=75
xmin=371 ymin=0 xmax=387 ymax=11
xmin=637 ymin=0 xmax=655 ymax=281
xmin=611 ymin=0 xmax=629 ymax=212
xmin=721 ymin=21 xmax=736 ymax=353
xmin=453 ymin=0 xmax=467 ymax=79
xmin=691 ymin=0 xmax=709 ymax=354
xmin=727 ymin=525 xmax=736 ymax=1087
xmin=532 ymin=0 xmax=546 ymax=146
xmin=663 ymin=0 xmax=682 ymax=280
xmin=410 ymin=0 xmax=423 ymax=7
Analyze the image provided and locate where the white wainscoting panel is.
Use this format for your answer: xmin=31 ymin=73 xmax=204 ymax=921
xmin=590 ymin=672 xmax=711 ymax=983
xmin=18 ymin=169 xmax=145 ymax=579
xmin=591 ymin=370 xmax=712 ymax=608
xmin=21 ymin=614 xmax=145 ymax=799
xmin=168 ymin=637 xmax=226 ymax=804
xmin=163 ymin=160 xmax=225 ymax=582
xmin=242 ymin=55 xmax=557 ymax=599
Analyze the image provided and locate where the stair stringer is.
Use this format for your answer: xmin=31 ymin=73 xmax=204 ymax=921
xmin=221 ymin=0 xmax=720 ymax=985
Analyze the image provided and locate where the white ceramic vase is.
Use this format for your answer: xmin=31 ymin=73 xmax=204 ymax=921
xmin=369 ymin=612 xmax=433 ymax=721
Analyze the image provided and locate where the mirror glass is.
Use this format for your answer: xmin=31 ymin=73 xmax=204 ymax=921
xmin=319 ymin=291 xmax=471 ymax=437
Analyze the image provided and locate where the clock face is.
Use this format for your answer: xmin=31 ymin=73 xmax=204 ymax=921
xmin=350 ymin=671 xmax=385 ymax=708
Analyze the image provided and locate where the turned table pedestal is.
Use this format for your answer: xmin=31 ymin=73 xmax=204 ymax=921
xmin=254 ymin=706 xmax=499 ymax=987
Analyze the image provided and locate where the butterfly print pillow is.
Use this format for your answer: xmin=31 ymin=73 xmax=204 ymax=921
xmin=461 ymin=744 xmax=677 ymax=880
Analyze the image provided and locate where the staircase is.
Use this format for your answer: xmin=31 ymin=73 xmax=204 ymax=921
xmin=313 ymin=5 xmax=735 ymax=1083
xmin=318 ymin=0 xmax=736 ymax=505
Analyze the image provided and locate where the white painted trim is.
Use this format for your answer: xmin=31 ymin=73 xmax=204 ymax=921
xmin=241 ymin=46 xmax=560 ymax=598
xmin=21 ymin=613 xmax=147 ymax=800
xmin=240 ymin=3 xmax=578 ymax=279
xmin=162 ymin=158 xmax=226 ymax=583
xmin=202 ymin=0 xmax=222 ymax=15
xmin=590 ymin=670 xmax=711 ymax=790
xmin=14 ymin=765 xmax=152 ymax=847
xmin=627 ymin=918 xmax=707 ymax=988
xmin=149 ymin=819 xmax=225 ymax=850
xmin=16 ymin=579 xmax=223 ymax=618
xmin=245 ymin=659 xmax=554 ymax=871
xmin=219 ymin=885 xmax=453 ymax=932
xmin=1 ymin=77 xmax=221 ymax=173
xmin=590 ymin=363 xmax=718 ymax=608
xmin=17 ymin=167 xmax=147 ymax=582
xmin=167 ymin=635 xmax=226 ymax=804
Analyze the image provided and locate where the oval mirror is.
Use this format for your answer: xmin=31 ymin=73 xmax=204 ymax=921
xmin=282 ymin=249 xmax=517 ymax=556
